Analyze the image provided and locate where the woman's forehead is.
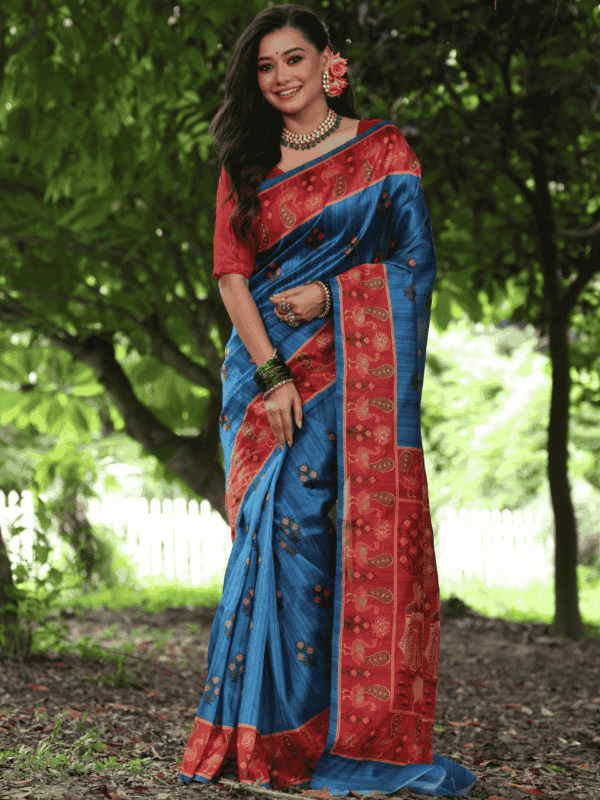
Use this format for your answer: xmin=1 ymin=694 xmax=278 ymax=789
xmin=257 ymin=27 xmax=311 ymax=59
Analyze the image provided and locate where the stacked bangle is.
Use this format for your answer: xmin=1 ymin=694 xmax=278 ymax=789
xmin=311 ymin=280 xmax=333 ymax=318
xmin=254 ymin=350 xmax=294 ymax=399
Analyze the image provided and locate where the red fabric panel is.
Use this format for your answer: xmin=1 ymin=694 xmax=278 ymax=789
xmin=213 ymin=167 xmax=257 ymax=281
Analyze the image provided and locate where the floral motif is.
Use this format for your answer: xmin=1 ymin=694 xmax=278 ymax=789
xmin=202 ymin=675 xmax=220 ymax=704
xmin=342 ymin=666 xmax=373 ymax=680
xmin=220 ymin=364 xmax=228 ymax=381
xmin=276 ymin=589 xmax=283 ymax=611
xmin=397 ymin=511 xmax=424 ymax=573
xmin=312 ymin=584 xmax=332 ymax=609
xmin=412 ymin=373 xmax=421 ymax=392
xmin=376 ymin=192 xmax=392 ymax=219
xmin=327 ymin=428 xmax=336 ymax=441
xmin=344 ymin=615 xmax=371 ymax=634
xmin=307 ymin=225 xmax=325 ymax=250
xmin=346 ymin=331 xmax=372 ymax=348
xmin=296 ymin=641 xmax=316 ymax=667
xmin=266 ymin=263 xmax=281 ymax=283
xmin=371 ymin=616 xmax=392 ymax=638
xmin=219 ymin=413 xmax=231 ymax=431
xmin=242 ymin=588 xmax=255 ymax=617
xmin=228 ymin=653 xmax=245 ymax=683
xmin=298 ymin=464 xmax=318 ymax=489
xmin=373 ymin=331 xmax=391 ymax=352
xmin=374 ymin=518 xmax=392 ymax=541
xmin=281 ymin=516 xmax=302 ymax=543
xmin=347 ymin=423 xmax=373 ymax=442
xmin=224 ymin=612 xmax=236 ymax=639
xmin=342 ymin=712 xmax=373 ymax=727
xmin=404 ymin=284 xmax=417 ymax=302
xmin=374 ymin=425 xmax=392 ymax=445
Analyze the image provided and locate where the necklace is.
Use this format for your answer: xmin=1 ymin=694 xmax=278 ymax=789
xmin=280 ymin=108 xmax=342 ymax=150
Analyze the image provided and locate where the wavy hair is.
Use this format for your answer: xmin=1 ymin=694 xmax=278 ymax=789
xmin=209 ymin=4 xmax=360 ymax=250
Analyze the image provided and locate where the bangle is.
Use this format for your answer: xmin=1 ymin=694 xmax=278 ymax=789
xmin=254 ymin=354 xmax=293 ymax=397
xmin=312 ymin=280 xmax=332 ymax=318
xmin=263 ymin=377 xmax=295 ymax=399
xmin=257 ymin=348 xmax=278 ymax=369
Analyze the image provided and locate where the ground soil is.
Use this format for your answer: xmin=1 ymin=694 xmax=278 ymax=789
xmin=0 ymin=598 xmax=599 ymax=800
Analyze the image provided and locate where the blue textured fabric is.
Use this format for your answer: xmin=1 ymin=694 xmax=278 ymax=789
xmin=178 ymin=120 xmax=476 ymax=797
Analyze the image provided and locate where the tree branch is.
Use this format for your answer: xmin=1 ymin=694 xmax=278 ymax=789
xmin=558 ymin=218 xmax=600 ymax=238
xmin=50 ymin=333 xmax=226 ymax=518
xmin=563 ymin=236 xmax=600 ymax=313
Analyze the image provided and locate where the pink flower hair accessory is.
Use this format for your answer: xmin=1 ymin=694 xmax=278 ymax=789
xmin=327 ymin=52 xmax=348 ymax=97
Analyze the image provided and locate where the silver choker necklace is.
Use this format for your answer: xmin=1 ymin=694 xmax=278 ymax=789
xmin=280 ymin=109 xmax=342 ymax=150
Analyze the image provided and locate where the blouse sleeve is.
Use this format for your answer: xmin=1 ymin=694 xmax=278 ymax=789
xmin=213 ymin=166 xmax=256 ymax=281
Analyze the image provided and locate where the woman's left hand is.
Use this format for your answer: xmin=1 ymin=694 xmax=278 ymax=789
xmin=269 ymin=283 xmax=326 ymax=325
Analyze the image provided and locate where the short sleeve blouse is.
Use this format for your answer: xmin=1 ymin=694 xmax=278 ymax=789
xmin=213 ymin=119 xmax=380 ymax=280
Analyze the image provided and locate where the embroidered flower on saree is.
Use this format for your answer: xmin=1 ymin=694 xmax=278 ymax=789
xmin=295 ymin=641 xmax=316 ymax=667
xmin=374 ymin=424 xmax=392 ymax=445
xmin=371 ymin=616 xmax=392 ymax=638
xmin=298 ymin=464 xmax=318 ymax=488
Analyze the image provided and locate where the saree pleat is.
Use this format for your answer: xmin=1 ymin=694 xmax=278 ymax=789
xmin=178 ymin=120 xmax=477 ymax=796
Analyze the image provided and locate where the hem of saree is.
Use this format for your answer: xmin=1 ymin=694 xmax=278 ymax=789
xmin=310 ymin=751 xmax=477 ymax=797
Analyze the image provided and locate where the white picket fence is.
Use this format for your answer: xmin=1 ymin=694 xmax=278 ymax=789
xmin=0 ymin=491 xmax=553 ymax=589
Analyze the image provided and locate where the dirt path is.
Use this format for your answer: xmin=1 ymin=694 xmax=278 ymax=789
xmin=1 ymin=599 xmax=599 ymax=799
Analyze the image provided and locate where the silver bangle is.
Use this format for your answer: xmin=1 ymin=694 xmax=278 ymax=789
xmin=263 ymin=377 xmax=294 ymax=399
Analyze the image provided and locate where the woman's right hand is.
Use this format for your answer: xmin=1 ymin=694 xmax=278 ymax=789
xmin=264 ymin=382 xmax=303 ymax=450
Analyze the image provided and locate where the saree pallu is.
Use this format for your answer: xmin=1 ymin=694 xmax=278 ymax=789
xmin=178 ymin=121 xmax=477 ymax=796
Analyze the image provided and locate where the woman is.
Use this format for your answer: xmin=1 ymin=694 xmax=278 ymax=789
xmin=178 ymin=5 xmax=476 ymax=797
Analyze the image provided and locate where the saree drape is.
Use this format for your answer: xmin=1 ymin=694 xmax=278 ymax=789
xmin=178 ymin=120 xmax=477 ymax=797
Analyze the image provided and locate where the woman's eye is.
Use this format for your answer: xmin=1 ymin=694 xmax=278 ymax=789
xmin=259 ymin=56 xmax=302 ymax=72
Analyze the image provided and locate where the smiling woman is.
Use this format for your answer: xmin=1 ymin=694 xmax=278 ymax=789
xmin=177 ymin=4 xmax=477 ymax=798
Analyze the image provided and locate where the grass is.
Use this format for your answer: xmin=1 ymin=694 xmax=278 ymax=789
xmin=439 ymin=563 xmax=600 ymax=639
xmin=48 ymin=564 xmax=600 ymax=639
xmin=57 ymin=576 xmax=225 ymax=614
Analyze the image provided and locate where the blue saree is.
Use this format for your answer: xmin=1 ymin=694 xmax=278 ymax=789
xmin=178 ymin=120 xmax=477 ymax=797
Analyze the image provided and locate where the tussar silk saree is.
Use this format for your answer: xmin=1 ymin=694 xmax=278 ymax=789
xmin=178 ymin=120 xmax=477 ymax=796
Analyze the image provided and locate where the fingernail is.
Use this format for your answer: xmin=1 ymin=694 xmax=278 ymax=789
xmin=298 ymin=420 xmax=303 ymax=429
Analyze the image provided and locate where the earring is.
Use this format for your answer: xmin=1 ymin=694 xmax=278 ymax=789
xmin=322 ymin=69 xmax=330 ymax=96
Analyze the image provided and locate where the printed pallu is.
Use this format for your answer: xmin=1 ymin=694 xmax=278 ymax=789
xmin=178 ymin=120 xmax=477 ymax=797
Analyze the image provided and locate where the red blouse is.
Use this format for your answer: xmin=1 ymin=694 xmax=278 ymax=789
xmin=213 ymin=119 xmax=381 ymax=280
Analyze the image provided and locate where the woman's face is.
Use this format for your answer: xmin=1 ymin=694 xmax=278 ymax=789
xmin=256 ymin=26 xmax=331 ymax=114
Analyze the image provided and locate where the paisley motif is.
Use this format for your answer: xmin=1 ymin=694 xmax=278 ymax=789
xmin=368 ymin=364 xmax=394 ymax=379
xmin=363 ymin=650 xmax=391 ymax=666
xmin=361 ymin=277 xmax=385 ymax=290
xmin=391 ymin=714 xmax=403 ymax=737
xmin=334 ymin=173 xmax=347 ymax=197
xmin=296 ymin=353 xmax=313 ymax=371
xmin=363 ymin=685 xmax=390 ymax=702
xmin=364 ymin=306 xmax=389 ymax=321
xmin=369 ymin=397 xmax=394 ymax=413
xmin=367 ymin=587 xmax=393 ymax=603
xmin=362 ymin=158 xmax=374 ymax=182
xmin=409 ymin=154 xmax=420 ymax=171
xmin=367 ymin=553 xmax=393 ymax=568
xmin=280 ymin=202 xmax=296 ymax=228
xmin=399 ymin=450 xmax=414 ymax=477
xmin=370 ymin=491 xmax=395 ymax=507
xmin=368 ymin=457 xmax=394 ymax=473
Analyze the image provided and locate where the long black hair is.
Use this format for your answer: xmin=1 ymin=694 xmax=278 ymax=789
xmin=209 ymin=4 xmax=360 ymax=250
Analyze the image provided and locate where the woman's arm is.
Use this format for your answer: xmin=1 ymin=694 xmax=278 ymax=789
xmin=218 ymin=272 xmax=303 ymax=448
xmin=218 ymin=273 xmax=276 ymax=366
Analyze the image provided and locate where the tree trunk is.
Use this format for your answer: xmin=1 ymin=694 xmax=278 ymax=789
xmin=0 ymin=522 xmax=21 ymax=658
xmin=547 ymin=308 xmax=587 ymax=640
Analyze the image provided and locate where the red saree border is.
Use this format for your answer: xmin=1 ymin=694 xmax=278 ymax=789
xmin=179 ymin=708 xmax=330 ymax=788
xmin=331 ymin=263 xmax=440 ymax=766
xmin=254 ymin=124 xmax=422 ymax=253
xmin=225 ymin=319 xmax=336 ymax=540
